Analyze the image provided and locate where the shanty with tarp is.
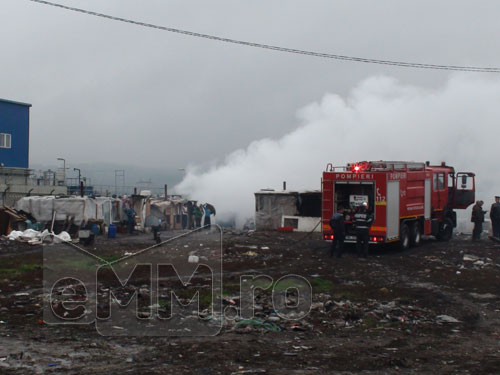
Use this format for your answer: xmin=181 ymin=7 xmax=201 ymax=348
xmin=15 ymin=196 xmax=124 ymax=227
xmin=0 ymin=193 xmax=211 ymax=246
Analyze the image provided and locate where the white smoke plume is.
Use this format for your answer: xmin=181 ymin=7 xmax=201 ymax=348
xmin=175 ymin=74 xmax=500 ymax=227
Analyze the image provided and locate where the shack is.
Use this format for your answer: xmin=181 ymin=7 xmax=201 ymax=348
xmin=254 ymin=189 xmax=321 ymax=231
xmin=149 ymin=198 xmax=186 ymax=230
xmin=15 ymin=196 xmax=124 ymax=228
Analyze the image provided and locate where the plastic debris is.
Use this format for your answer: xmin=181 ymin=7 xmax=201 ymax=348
xmin=5 ymin=228 xmax=71 ymax=244
xmin=235 ymin=319 xmax=282 ymax=332
xmin=242 ymin=251 xmax=258 ymax=257
xmin=436 ymin=315 xmax=460 ymax=323
xmin=463 ymin=254 xmax=479 ymax=261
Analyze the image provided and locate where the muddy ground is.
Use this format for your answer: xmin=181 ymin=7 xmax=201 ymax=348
xmin=0 ymin=229 xmax=499 ymax=374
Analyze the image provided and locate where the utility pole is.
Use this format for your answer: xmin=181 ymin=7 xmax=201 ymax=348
xmin=114 ymin=170 xmax=125 ymax=196
xmin=73 ymin=168 xmax=81 ymax=186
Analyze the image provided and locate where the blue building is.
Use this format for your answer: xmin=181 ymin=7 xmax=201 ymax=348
xmin=0 ymin=98 xmax=31 ymax=168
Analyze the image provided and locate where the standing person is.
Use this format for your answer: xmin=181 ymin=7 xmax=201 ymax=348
xmin=145 ymin=214 xmax=161 ymax=243
xmin=126 ymin=207 xmax=137 ymax=235
xmin=194 ymin=204 xmax=203 ymax=228
xmin=181 ymin=204 xmax=188 ymax=230
xmin=329 ymin=209 xmax=345 ymax=258
xmin=353 ymin=202 xmax=373 ymax=258
xmin=490 ymin=196 xmax=500 ymax=238
xmin=153 ymin=218 xmax=162 ymax=243
xmin=471 ymin=200 xmax=487 ymax=241
xmin=187 ymin=201 xmax=194 ymax=229
xmin=203 ymin=203 xmax=212 ymax=228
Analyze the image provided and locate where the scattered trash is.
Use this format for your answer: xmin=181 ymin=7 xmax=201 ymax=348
xmin=436 ymin=315 xmax=460 ymax=323
xmin=0 ymin=226 xmax=497 ymax=371
xmin=242 ymin=251 xmax=258 ymax=257
xmin=188 ymin=255 xmax=199 ymax=263
xmin=463 ymin=254 xmax=479 ymax=262
xmin=469 ymin=292 xmax=497 ymax=299
xmin=230 ymin=369 xmax=266 ymax=374
xmin=277 ymin=226 xmax=294 ymax=232
xmin=4 ymin=228 xmax=71 ymax=244
xmin=234 ymin=319 xmax=282 ymax=332
xmin=223 ymin=297 xmax=237 ymax=305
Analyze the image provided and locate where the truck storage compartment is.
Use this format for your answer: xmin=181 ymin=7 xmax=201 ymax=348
xmin=334 ymin=181 xmax=375 ymax=236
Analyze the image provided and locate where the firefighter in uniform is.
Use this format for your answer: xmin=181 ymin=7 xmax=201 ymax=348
xmin=490 ymin=196 xmax=500 ymax=238
xmin=354 ymin=202 xmax=374 ymax=257
xmin=329 ymin=209 xmax=345 ymax=258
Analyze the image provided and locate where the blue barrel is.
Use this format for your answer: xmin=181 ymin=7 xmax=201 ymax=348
xmin=108 ymin=224 xmax=117 ymax=238
xmin=91 ymin=224 xmax=99 ymax=234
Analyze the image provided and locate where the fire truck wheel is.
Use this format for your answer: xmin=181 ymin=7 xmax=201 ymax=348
xmin=410 ymin=222 xmax=422 ymax=247
xmin=437 ymin=218 xmax=453 ymax=241
xmin=400 ymin=223 xmax=410 ymax=250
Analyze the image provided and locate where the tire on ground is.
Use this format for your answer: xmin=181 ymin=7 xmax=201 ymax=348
xmin=410 ymin=221 xmax=422 ymax=247
xmin=400 ymin=223 xmax=410 ymax=250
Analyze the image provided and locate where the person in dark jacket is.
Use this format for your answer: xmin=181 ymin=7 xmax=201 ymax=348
xmin=490 ymin=196 xmax=500 ymax=238
xmin=187 ymin=201 xmax=194 ymax=230
xmin=203 ymin=203 xmax=216 ymax=228
xmin=145 ymin=215 xmax=162 ymax=243
xmin=353 ymin=202 xmax=374 ymax=258
xmin=126 ymin=208 xmax=137 ymax=235
xmin=329 ymin=209 xmax=345 ymax=258
xmin=471 ymin=200 xmax=487 ymax=241
xmin=194 ymin=204 xmax=203 ymax=228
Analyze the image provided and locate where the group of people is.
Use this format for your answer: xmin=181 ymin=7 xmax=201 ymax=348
xmin=125 ymin=201 xmax=217 ymax=244
xmin=329 ymin=202 xmax=373 ymax=259
xmin=471 ymin=196 xmax=500 ymax=240
xmin=182 ymin=202 xmax=216 ymax=230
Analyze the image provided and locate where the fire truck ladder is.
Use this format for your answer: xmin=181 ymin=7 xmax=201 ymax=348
xmin=366 ymin=161 xmax=426 ymax=171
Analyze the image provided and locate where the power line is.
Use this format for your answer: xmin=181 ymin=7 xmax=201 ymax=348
xmin=27 ymin=0 xmax=500 ymax=73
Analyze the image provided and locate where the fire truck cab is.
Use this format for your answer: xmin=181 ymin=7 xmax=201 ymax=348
xmin=322 ymin=161 xmax=475 ymax=248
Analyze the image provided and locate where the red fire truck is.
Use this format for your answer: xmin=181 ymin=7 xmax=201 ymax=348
xmin=322 ymin=161 xmax=475 ymax=248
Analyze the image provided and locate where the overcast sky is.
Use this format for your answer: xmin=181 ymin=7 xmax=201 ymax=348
xmin=2 ymin=0 xmax=500 ymax=185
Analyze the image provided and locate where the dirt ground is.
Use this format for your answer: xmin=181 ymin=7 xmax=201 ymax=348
xmin=0 ymin=229 xmax=499 ymax=374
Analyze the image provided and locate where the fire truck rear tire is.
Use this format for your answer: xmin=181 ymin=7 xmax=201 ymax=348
xmin=410 ymin=222 xmax=422 ymax=247
xmin=400 ymin=223 xmax=410 ymax=250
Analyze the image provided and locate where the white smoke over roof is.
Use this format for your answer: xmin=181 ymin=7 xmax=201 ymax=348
xmin=175 ymin=74 xmax=500 ymax=227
